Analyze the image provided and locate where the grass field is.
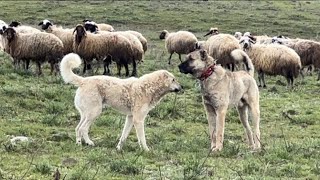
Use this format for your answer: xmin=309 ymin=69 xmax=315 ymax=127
xmin=0 ymin=1 xmax=320 ymax=179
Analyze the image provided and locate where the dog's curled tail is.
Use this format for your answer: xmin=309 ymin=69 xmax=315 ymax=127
xmin=60 ymin=53 xmax=84 ymax=86
xmin=231 ymin=49 xmax=255 ymax=77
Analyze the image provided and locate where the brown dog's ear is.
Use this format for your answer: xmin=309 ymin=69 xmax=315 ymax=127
xmin=199 ymin=49 xmax=208 ymax=60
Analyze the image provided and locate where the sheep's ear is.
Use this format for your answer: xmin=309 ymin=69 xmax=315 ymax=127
xmin=73 ymin=28 xmax=77 ymax=34
xmin=204 ymin=30 xmax=212 ymax=37
xmin=249 ymin=39 xmax=256 ymax=44
xmin=199 ymin=49 xmax=208 ymax=60
xmin=9 ymin=21 xmax=20 ymax=27
xmin=38 ymin=22 xmax=43 ymax=26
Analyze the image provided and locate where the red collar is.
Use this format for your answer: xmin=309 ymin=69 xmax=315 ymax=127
xmin=199 ymin=64 xmax=215 ymax=81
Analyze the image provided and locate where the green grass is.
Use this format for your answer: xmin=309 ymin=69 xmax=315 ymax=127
xmin=0 ymin=1 xmax=320 ymax=179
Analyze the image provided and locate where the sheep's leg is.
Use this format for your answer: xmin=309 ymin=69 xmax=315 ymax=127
xmin=257 ymin=71 xmax=262 ymax=87
xmin=36 ymin=62 xmax=42 ymax=75
xmin=179 ymin=54 xmax=182 ymax=62
xmin=231 ymin=63 xmax=235 ymax=72
xmin=103 ymin=56 xmax=112 ymax=75
xmin=131 ymin=60 xmax=137 ymax=77
xmin=117 ymin=63 xmax=122 ymax=76
xmin=317 ymin=69 xmax=320 ymax=81
xmin=25 ymin=59 xmax=30 ymax=70
xmin=124 ymin=63 xmax=129 ymax=77
xmin=168 ymin=53 xmax=173 ymax=65
xmin=83 ymin=61 xmax=87 ymax=74
xmin=261 ymin=72 xmax=266 ymax=88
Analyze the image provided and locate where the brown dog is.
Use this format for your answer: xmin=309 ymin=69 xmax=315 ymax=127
xmin=178 ymin=49 xmax=261 ymax=151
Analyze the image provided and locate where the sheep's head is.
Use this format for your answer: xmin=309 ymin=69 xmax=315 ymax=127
xmin=3 ymin=27 xmax=17 ymax=43
xmin=9 ymin=21 xmax=21 ymax=27
xmin=159 ymin=30 xmax=168 ymax=39
xmin=234 ymin=32 xmax=242 ymax=40
xmin=38 ymin=19 xmax=53 ymax=30
xmin=0 ymin=24 xmax=8 ymax=35
xmin=83 ymin=21 xmax=98 ymax=33
xmin=239 ymin=36 xmax=255 ymax=51
xmin=204 ymin=27 xmax=219 ymax=37
xmin=83 ymin=19 xmax=91 ymax=23
xmin=178 ymin=49 xmax=216 ymax=78
xmin=73 ymin=25 xmax=87 ymax=44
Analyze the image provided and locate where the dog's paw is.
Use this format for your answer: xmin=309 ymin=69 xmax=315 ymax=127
xmin=211 ymin=146 xmax=223 ymax=152
xmin=85 ymin=140 xmax=95 ymax=146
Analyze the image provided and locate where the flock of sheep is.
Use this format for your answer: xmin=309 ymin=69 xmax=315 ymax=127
xmin=160 ymin=27 xmax=320 ymax=87
xmin=0 ymin=19 xmax=319 ymax=88
xmin=0 ymin=19 xmax=147 ymax=77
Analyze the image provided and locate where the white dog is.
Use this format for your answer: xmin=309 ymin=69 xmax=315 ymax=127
xmin=60 ymin=53 xmax=182 ymax=151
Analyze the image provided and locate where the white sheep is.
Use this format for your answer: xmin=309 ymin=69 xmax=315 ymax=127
xmin=9 ymin=21 xmax=41 ymax=33
xmin=159 ymin=30 xmax=198 ymax=64
xmin=38 ymin=19 xmax=74 ymax=55
xmin=2 ymin=27 xmax=64 ymax=75
xmin=240 ymin=36 xmax=301 ymax=88
xmin=83 ymin=20 xmax=114 ymax=32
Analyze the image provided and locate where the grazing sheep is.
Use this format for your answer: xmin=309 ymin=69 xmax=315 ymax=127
xmin=159 ymin=30 xmax=198 ymax=64
xmin=205 ymin=33 xmax=249 ymax=71
xmin=83 ymin=24 xmax=143 ymax=76
xmin=38 ymin=19 xmax=74 ymax=55
xmin=0 ymin=22 xmax=8 ymax=50
xmin=9 ymin=21 xmax=41 ymax=33
xmin=83 ymin=20 xmax=114 ymax=32
xmin=281 ymin=39 xmax=320 ymax=80
xmin=240 ymin=36 xmax=301 ymax=87
xmin=72 ymin=24 xmax=135 ymax=76
xmin=204 ymin=27 xmax=219 ymax=37
xmin=2 ymin=27 xmax=64 ymax=75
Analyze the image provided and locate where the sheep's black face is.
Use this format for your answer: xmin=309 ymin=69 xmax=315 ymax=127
xmin=204 ymin=30 xmax=213 ymax=37
xmin=83 ymin=19 xmax=91 ymax=23
xmin=9 ymin=21 xmax=20 ymax=27
xmin=74 ymin=25 xmax=86 ymax=44
xmin=84 ymin=23 xmax=97 ymax=33
xmin=0 ymin=25 xmax=7 ymax=35
xmin=3 ymin=28 xmax=16 ymax=43
xmin=159 ymin=32 xmax=166 ymax=39
xmin=38 ymin=20 xmax=52 ymax=30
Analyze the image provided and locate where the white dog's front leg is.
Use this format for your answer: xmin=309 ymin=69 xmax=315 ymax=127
xmin=133 ymin=113 xmax=149 ymax=151
xmin=117 ymin=115 xmax=134 ymax=151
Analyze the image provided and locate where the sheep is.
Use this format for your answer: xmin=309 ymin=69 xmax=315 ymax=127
xmin=83 ymin=20 xmax=114 ymax=32
xmin=0 ymin=22 xmax=8 ymax=50
xmin=159 ymin=30 xmax=198 ymax=64
xmin=72 ymin=24 xmax=136 ymax=76
xmin=204 ymin=27 xmax=219 ymax=36
xmin=2 ymin=27 xmax=64 ymax=75
xmin=195 ymin=40 xmax=206 ymax=50
xmin=205 ymin=33 xmax=248 ymax=71
xmin=278 ymin=39 xmax=320 ymax=80
xmin=83 ymin=24 xmax=144 ymax=75
xmin=126 ymin=30 xmax=148 ymax=52
xmin=240 ymin=36 xmax=301 ymax=88
xmin=9 ymin=21 xmax=41 ymax=33
xmin=38 ymin=19 xmax=74 ymax=55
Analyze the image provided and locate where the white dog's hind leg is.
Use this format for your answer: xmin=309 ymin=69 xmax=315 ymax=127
xmin=75 ymin=110 xmax=86 ymax=145
xmin=79 ymin=108 xmax=102 ymax=146
xmin=133 ymin=113 xmax=149 ymax=151
xmin=204 ymin=103 xmax=217 ymax=150
xmin=117 ymin=115 xmax=134 ymax=151
xmin=237 ymin=104 xmax=254 ymax=149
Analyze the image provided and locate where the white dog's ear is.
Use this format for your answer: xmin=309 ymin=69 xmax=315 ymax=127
xmin=199 ymin=49 xmax=208 ymax=61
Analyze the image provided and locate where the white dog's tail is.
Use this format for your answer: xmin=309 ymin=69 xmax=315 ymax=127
xmin=231 ymin=49 xmax=255 ymax=77
xmin=60 ymin=53 xmax=84 ymax=86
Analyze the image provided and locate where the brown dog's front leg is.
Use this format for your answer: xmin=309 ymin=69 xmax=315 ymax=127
xmin=212 ymin=107 xmax=227 ymax=151
xmin=204 ymin=103 xmax=217 ymax=150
